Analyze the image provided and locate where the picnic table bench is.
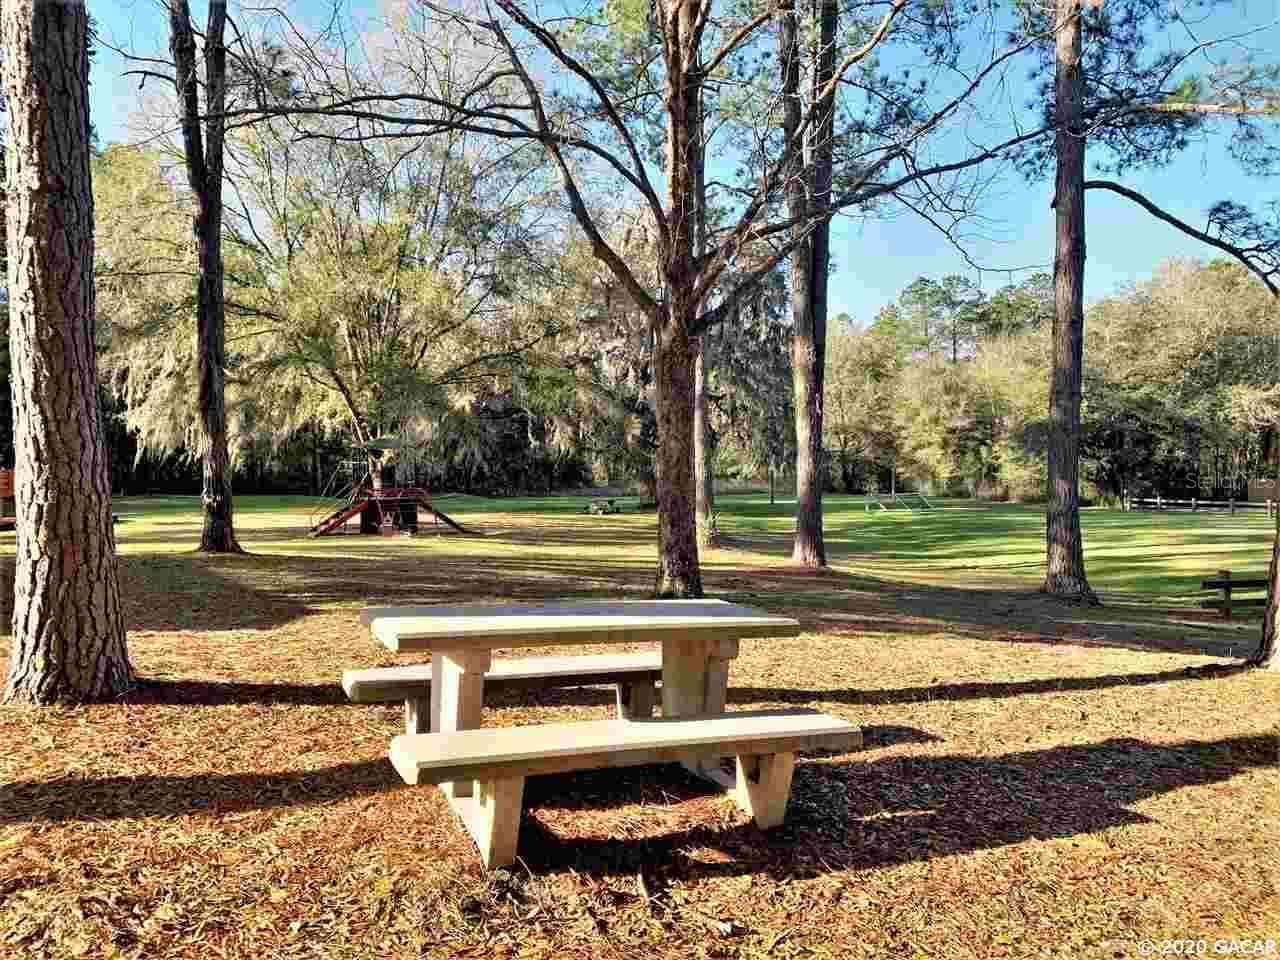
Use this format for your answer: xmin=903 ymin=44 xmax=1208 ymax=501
xmin=342 ymin=651 xmax=662 ymax=733
xmin=360 ymin=599 xmax=861 ymax=868
xmin=391 ymin=710 xmax=860 ymax=867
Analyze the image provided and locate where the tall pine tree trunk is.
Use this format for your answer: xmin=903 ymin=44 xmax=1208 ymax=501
xmin=788 ymin=0 xmax=835 ymax=568
xmin=2 ymin=0 xmax=131 ymax=703
xmin=654 ymin=305 xmax=703 ymax=597
xmin=652 ymin=0 xmax=704 ymax=598
xmin=170 ymin=0 xmax=241 ymax=553
xmin=1042 ymin=0 xmax=1097 ymax=603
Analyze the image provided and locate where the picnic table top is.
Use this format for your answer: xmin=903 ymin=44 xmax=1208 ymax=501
xmin=362 ymin=598 xmax=801 ymax=653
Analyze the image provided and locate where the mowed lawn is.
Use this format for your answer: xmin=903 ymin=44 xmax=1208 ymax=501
xmin=0 ymin=494 xmax=1276 ymax=959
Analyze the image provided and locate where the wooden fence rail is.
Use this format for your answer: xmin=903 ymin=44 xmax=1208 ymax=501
xmin=1125 ymin=496 xmax=1276 ymax=516
xmin=1200 ymin=569 xmax=1270 ymax=620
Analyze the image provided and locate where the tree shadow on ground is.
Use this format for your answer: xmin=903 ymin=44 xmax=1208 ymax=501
xmin=125 ymin=677 xmax=623 ymax=711
xmin=116 ymin=556 xmax=314 ymax=632
xmin=108 ymin=548 xmax=1256 ymax=660
xmin=0 ymin=724 xmax=928 ymax=826
xmin=118 ymin=659 xmax=1240 ymax=713
xmin=0 ymin=759 xmax=396 ymax=824
xmin=92 ymin=528 xmax=1263 ymax=659
xmin=111 ymin=552 xmax=657 ymax=633
xmin=3 ymin=731 xmax=1272 ymax=891
xmin=126 ymin=678 xmax=352 ymax=707
xmin=709 ymin=564 xmax=1261 ymax=659
xmin=515 ymin=732 xmax=1277 ymax=879
xmin=727 ymin=662 xmax=1252 ymax=707
xmin=114 ymin=521 xmax=657 ymax=550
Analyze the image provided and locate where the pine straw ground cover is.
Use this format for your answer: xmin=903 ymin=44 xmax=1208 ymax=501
xmin=0 ymin=496 xmax=1276 ymax=960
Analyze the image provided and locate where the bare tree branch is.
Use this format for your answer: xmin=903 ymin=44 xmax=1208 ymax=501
xmin=1084 ymin=179 xmax=1279 ymax=295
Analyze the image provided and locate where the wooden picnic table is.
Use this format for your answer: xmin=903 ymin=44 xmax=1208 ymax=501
xmin=362 ymin=598 xmax=801 ymax=795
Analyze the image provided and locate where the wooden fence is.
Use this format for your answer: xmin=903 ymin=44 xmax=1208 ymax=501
xmin=1201 ymin=569 xmax=1270 ymax=620
xmin=1125 ymin=496 xmax=1277 ymax=516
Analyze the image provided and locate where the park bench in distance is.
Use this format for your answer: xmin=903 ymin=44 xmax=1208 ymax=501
xmin=341 ymin=651 xmax=662 ymax=733
xmin=389 ymin=709 xmax=861 ymax=868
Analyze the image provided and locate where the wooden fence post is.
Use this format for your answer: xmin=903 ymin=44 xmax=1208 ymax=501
xmin=1230 ymin=498 xmax=1236 ymax=516
xmin=1157 ymin=493 xmax=1163 ymax=510
xmin=1191 ymin=497 xmax=1197 ymax=512
xmin=1219 ymin=569 xmax=1232 ymax=620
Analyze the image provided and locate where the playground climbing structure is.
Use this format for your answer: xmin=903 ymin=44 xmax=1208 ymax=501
xmin=309 ymin=462 xmax=478 ymax=537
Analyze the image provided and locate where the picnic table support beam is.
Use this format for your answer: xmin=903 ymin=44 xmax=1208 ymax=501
xmin=433 ymin=744 xmax=818 ymax=869
xmin=436 ymin=648 xmax=492 ymax=801
xmin=732 ymin=752 xmax=796 ymax=829
xmin=661 ymin=635 xmax=739 ymax=787
xmin=616 ymin=680 xmax=657 ymax=719
xmin=455 ymin=775 xmax=525 ymax=869
xmin=406 ymin=696 xmax=429 ymax=735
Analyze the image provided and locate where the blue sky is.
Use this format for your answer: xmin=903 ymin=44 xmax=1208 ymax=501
xmin=826 ymin=144 xmax=1279 ymax=322
xmin=88 ymin=0 xmax=1280 ymax=325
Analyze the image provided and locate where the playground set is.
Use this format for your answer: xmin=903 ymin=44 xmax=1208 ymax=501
xmin=308 ymin=454 xmax=477 ymax=537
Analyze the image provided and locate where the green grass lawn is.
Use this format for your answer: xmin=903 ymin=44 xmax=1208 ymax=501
xmin=715 ymin=495 xmax=1276 ymax=600
xmin=106 ymin=492 xmax=1276 ymax=605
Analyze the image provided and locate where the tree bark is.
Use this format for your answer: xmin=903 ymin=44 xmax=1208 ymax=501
xmin=2 ymin=0 xmax=131 ymax=703
xmin=654 ymin=305 xmax=703 ymax=598
xmin=787 ymin=0 xmax=834 ymax=568
xmin=1042 ymin=0 xmax=1097 ymax=603
xmin=170 ymin=0 xmax=242 ymax=553
xmin=692 ymin=80 xmax=717 ymax=550
xmin=652 ymin=0 xmax=704 ymax=598
xmin=1256 ymin=518 xmax=1279 ymax=668
xmin=694 ymin=334 xmax=717 ymax=548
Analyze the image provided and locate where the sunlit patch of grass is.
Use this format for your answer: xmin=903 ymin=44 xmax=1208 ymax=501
xmin=95 ymin=493 xmax=1277 ymax=608
xmin=706 ymin=495 xmax=1274 ymax=601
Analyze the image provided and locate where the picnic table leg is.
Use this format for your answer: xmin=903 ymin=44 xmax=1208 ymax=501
xmin=661 ymin=635 xmax=739 ymax=788
xmin=435 ymin=648 xmax=492 ymax=802
xmin=405 ymin=696 xmax=429 ymax=735
xmin=616 ymin=681 xmax=657 ymax=719
xmin=732 ymin=752 xmax=796 ymax=829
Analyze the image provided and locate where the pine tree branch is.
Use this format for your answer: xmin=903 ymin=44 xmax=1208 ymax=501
xmin=1145 ymin=101 xmax=1278 ymax=116
xmin=1083 ymin=179 xmax=1279 ymax=296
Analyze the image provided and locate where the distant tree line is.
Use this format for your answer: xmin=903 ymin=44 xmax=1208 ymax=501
xmin=2 ymin=255 xmax=1275 ymax=507
xmin=825 ymin=261 xmax=1279 ymax=502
